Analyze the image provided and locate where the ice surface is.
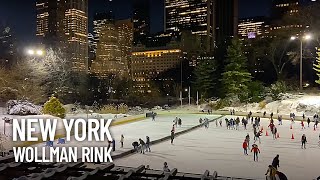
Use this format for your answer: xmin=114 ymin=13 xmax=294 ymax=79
xmin=115 ymin=115 xmax=320 ymax=180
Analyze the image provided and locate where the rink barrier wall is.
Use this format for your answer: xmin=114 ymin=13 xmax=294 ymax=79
xmin=112 ymin=115 xmax=224 ymax=160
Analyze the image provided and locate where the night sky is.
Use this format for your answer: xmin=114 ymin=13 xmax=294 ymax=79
xmin=0 ymin=0 xmax=271 ymax=46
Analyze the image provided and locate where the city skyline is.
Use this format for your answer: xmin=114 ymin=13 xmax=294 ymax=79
xmin=0 ymin=0 xmax=270 ymax=46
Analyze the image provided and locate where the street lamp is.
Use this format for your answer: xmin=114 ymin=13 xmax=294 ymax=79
xmin=290 ymin=34 xmax=312 ymax=92
xmin=26 ymin=49 xmax=45 ymax=56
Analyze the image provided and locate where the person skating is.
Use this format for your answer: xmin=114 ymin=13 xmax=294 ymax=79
xmin=246 ymin=133 xmax=250 ymax=148
xmin=303 ymin=113 xmax=305 ymax=120
xmin=232 ymin=109 xmax=235 ymax=115
xmin=163 ymin=162 xmax=170 ymax=172
xmin=235 ymin=117 xmax=240 ymax=130
xmin=253 ymin=125 xmax=257 ymax=141
xmin=307 ymin=118 xmax=311 ymax=127
xmin=171 ymin=124 xmax=175 ymax=133
xmin=132 ymin=141 xmax=139 ymax=152
xmin=263 ymin=111 xmax=266 ymax=118
xmin=107 ymin=140 xmax=112 ymax=151
xmin=251 ymin=144 xmax=260 ymax=162
xmin=120 ymin=134 xmax=124 ymax=148
xmin=178 ymin=118 xmax=182 ymax=127
xmin=272 ymin=127 xmax=278 ymax=140
xmin=301 ymin=134 xmax=307 ymax=149
xmin=314 ymin=119 xmax=319 ymax=129
xmin=265 ymin=165 xmax=277 ymax=180
xmin=219 ymin=119 xmax=222 ymax=127
xmin=146 ymin=136 xmax=151 ymax=152
xmin=270 ymin=112 xmax=274 ymax=118
xmin=301 ymin=120 xmax=305 ymax=129
xmin=139 ymin=138 xmax=146 ymax=154
xmin=255 ymin=131 xmax=261 ymax=144
xmin=272 ymin=154 xmax=280 ymax=170
xmin=243 ymin=139 xmax=248 ymax=155
xmin=170 ymin=129 xmax=175 ymax=144
xmin=215 ymin=117 xmax=218 ymax=127
xmin=243 ymin=118 xmax=248 ymax=130
xmin=199 ymin=118 xmax=203 ymax=125
xmin=152 ymin=112 xmax=156 ymax=121
xmin=258 ymin=117 xmax=261 ymax=126
xmin=268 ymin=122 xmax=275 ymax=133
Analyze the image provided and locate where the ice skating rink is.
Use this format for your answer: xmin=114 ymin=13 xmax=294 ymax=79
xmin=115 ymin=115 xmax=320 ymax=180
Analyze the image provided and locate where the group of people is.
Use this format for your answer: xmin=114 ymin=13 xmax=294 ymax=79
xmin=199 ymin=117 xmax=210 ymax=128
xmin=132 ymin=136 xmax=151 ymax=154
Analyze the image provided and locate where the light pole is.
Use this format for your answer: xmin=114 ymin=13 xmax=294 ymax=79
xmin=290 ymin=34 xmax=312 ymax=92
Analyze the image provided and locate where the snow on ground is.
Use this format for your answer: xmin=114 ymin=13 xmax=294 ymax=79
xmin=222 ymin=94 xmax=320 ymax=116
xmin=115 ymin=115 xmax=320 ymax=180
xmin=31 ymin=114 xmax=219 ymax=157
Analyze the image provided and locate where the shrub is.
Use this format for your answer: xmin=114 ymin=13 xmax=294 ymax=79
xmin=248 ymin=81 xmax=266 ymax=103
xmin=269 ymin=81 xmax=287 ymax=100
xmin=259 ymin=100 xmax=267 ymax=109
xmin=211 ymin=98 xmax=231 ymax=110
xmin=43 ymin=96 xmax=66 ymax=118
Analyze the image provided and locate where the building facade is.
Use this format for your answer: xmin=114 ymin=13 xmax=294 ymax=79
xmin=165 ymin=0 xmax=215 ymax=52
xmin=238 ymin=17 xmax=270 ymax=39
xmin=91 ymin=18 xmax=133 ymax=79
xmin=131 ymin=41 xmax=182 ymax=92
xmin=36 ymin=0 xmax=66 ymax=49
xmin=133 ymin=0 xmax=150 ymax=44
xmin=36 ymin=0 xmax=88 ymax=72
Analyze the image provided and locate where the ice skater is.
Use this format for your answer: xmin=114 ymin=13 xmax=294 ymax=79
xmin=152 ymin=112 xmax=156 ymax=121
xmin=265 ymin=165 xmax=276 ymax=180
xmin=251 ymin=144 xmax=260 ymax=162
xmin=246 ymin=133 xmax=250 ymax=148
xmin=272 ymin=154 xmax=280 ymax=170
xmin=163 ymin=162 xmax=170 ymax=172
xmin=178 ymin=118 xmax=182 ymax=127
xmin=235 ymin=117 xmax=240 ymax=130
xmin=301 ymin=120 xmax=305 ymax=129
xmin=243 ymin=118 xmax=248 ymax=130
xmin=243 ymin=139 xmax=248 ymax=155
xmin=132 ymin=141 xmax=139 ymax=152
xmin=272 ymin=127 xmax=277 ymax=140
xmin=120 ymin=134 xmax=124 ymax=148
xmin=254 ymin=131 xmax=261 ymax=144
xmin=170 ymin=129 xmax=175 ymax=144
xmin=145 ymin=136 xmax=151 ymax=152
xmin=278 ymin=115 xmax=282 ymax=125
xmin=219 ymin=119 xmax=222 ymax=127
xmin=301 ymin=134 xmax=307 ymax=149
xmin=139 ymin=138 xmax=146 ymax=154
xmin=307 ymin=118 xmax=311 ymax=127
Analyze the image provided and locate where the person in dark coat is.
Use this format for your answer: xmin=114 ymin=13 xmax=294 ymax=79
xmin=307 ymin=118 xmax=311 ymax=127
xmin=170 ymin=130 xmax=175 ymax=144
xmin=301 ymin=134 xmax=307 ymax=149
xmin=272 ymin=154 xmax=280 ymax=169
xmin=132 ymin=141 xmax=139 ymax=152
xmin=112 ymin=139 xmax=115 ymax=152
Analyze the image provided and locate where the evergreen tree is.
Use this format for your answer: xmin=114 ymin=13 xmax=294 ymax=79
xmin=314 ymin=48 xmax=320 ymax=85
xmin=193 ymin=54 xmax=218 ymax=98
xmin=221 ymin=39 xmax=252 ymax=100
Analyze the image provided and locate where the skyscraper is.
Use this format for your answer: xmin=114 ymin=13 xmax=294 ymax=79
xmin=215 ymin=0 xmax=238 ymax=44
xmin=91 ymin=18 xmax=133 ymax=79
xmin=238 ymin=17 xmax=270 ymax=39
xmin=165 ymin=0 xmax=215 ymax=52
xmin=36 ymin=0 xmax=88 ymax=72
xmin=65 ymin=0 xmax=89 ymax=72
xmin=36 ymin=0 xmax=66 ymax=49
xmin=133 ymin=0 xmax=150 ymax=44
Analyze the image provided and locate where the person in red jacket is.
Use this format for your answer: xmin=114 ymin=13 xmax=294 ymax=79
xmin=251 ymin=144 xmax=260 ymax=161
xmin=243 ymin=139 xmax=248 ymax=155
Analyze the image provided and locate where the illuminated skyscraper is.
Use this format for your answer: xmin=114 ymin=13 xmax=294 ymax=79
xmin=36 ymin=0 xmax=88 ymax=72
xmin=165 ymin=0 xmax=215 ymax=52
xmin=0 ymin=26 xmax=14 ymax=68
xmin=133 ymin=0 xmax=150 ymax=44
xmin=36 ymin=0 xmax=66 ymax=49
xmin=91 ymin=18 xmax=133 ymax=79
xmin=65 ymin=0 xmax=88 ymax=72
